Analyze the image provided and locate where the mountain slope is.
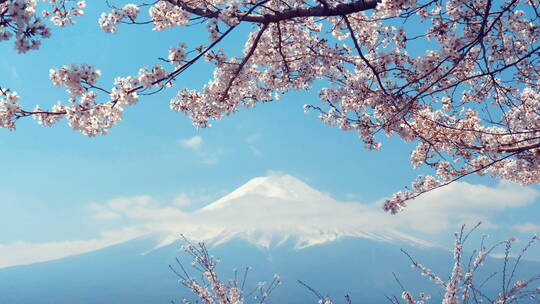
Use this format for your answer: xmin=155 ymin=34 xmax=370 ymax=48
xmin=1 ymin=236 xmax=538 ymax=304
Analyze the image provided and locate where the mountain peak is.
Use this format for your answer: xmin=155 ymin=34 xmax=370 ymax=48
xmin=201 ymin=174 xmax=329 ymax=211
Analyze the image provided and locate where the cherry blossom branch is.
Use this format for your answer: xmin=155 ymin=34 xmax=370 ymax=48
xmin=2 ymin=0 xmax=539 ymax=213
xmin=165 ymin=0 xmax=381 ymax=23
xmin=170 ymin=235 xmax=281 ymax=304
xmin=342 ymin=15 xmax=389 ymax=96
xmin=218 ymin=23 xmax=269 ymax=104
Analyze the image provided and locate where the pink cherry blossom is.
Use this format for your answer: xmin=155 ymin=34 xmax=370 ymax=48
xmin=1 ymin=0 xmax=538 ymax=211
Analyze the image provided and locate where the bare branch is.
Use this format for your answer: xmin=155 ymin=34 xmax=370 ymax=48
xmin=165 ymin=0 xmax=380 ymax=23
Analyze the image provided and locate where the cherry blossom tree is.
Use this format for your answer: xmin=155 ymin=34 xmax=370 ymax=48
xmin=1 ymin=0 xmax=539 ymax=212
xmin=308 ymin=224 xmax=540 ymax=304
xmin=170 ymin=236 xmax=281 ymax=304
xmin=174 ymin=225 xmax=540 ymax=304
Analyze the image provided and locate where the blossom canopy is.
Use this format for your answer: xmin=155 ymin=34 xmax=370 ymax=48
xmin=0 ymin=0 xmax=538 ymax=212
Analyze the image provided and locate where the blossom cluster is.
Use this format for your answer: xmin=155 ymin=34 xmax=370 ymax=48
xmin=0 ymin=89 xmax=21 ymax=130
xmin=43 ymin=0 xmax=86 ymax=27
xmin=0 ymin=57 xmax=179 ymax=135
xmin=148 ymin=1 xmax=189 ymax=31
xmin=49 ymin=64 xmax=101 ymax=97
xmin=98 ymin=3 xmax=140 ymax=33
xmin=0 ymin=0 xmax=84 ymax=53
xmin=46 ymin=64 xmax=125 ymax=136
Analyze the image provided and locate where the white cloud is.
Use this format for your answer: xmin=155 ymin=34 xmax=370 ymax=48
xmin=179 ymin=136 xmax=224 ymax=164
xmin=199 ymin=148 xmax=224 ymax=165
xmin=87 ymin=203 xmax=121 ymax=220
xmin=89 ymin=195 xmax=185 ymax=221
xmin=245 ymin=134 xmax=262 ymax=156
xmin=172 ymin=193 xmax=192 ymax=207
xmin=180 ymin=135 xmax=203 ymax=149
xmin=513 ymin=223 xmax=540 ymax=233
xmin=394 ymin=181 xmax=539 ymax=233
xmin=0 ymin=228 xmax=143 ymax=269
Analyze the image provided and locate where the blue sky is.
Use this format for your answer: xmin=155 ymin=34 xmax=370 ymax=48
xmin=0 ymin=1 xmax=539 ymax=267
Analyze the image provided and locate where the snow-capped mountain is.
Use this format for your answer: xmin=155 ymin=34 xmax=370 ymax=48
xmin=153 ymin=174 xmax=434 ymax=249
xmin=0 ymin=174 xmax=437 ymax=271
xmin=1 ymin=175 xmax=539 ymax=304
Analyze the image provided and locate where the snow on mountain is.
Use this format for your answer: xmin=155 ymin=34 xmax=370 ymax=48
xmin=156 ymin=174 xmax=435 ymax=249
xmin=201 ymin=175 xmax=330 ymax=211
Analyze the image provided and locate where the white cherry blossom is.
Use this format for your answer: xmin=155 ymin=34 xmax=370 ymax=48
xmin=1 ymin=0 xmax=539 ymax=212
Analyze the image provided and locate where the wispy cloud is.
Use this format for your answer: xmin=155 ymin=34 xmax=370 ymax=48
xmin=0 ymin=228 xmax=143 ymax=269
xmin=87 ymin=203 xmax=122 ymax=220
xmin=245 ymin=134 xmax=262 ymax=156
xmin=199 ymin=148 xmax=225 ymax=165
xmin=88 ymin=195 xmax=185 ymax=221
xmin=180 ymin=135 xmax=203 ymax=149
xmin=513 ymin=223 xmax=540 ymax=233
xmin=179 ymin=135 xmax=225 ymax=165
xmin=394 ymin=181 xmax=539 ymax=233
xmin=172 ymin=193 xmax=192 ymax=207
